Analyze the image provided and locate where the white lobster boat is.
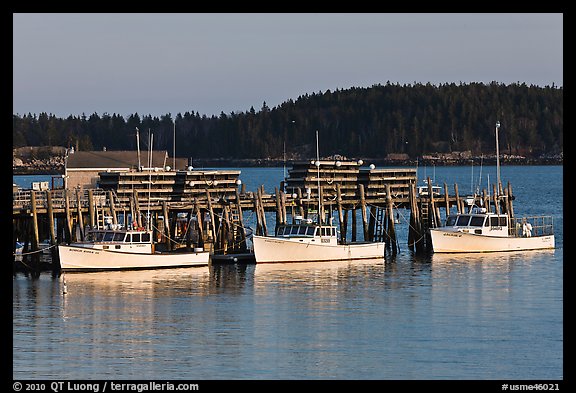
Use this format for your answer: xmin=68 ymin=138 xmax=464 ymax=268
xmin=58 ymin=228 xmax=210 ymax=272
xmin=252 ymin=218 xmax=385 ymax=264
xmin=253 ymin=130 xmax=385 ymax=264
xmin=429 ymin=207 xmax=555 ymax=253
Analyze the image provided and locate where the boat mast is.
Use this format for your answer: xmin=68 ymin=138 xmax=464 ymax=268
xmin=315 ymin=130 xmax=322 ymax=227
xmin=136 ymin=127 xmax=141 ymax=171
xmin=173 ymin=117 xmax=176 ymax=170
xmin=147 ymin=131 xmax=153 ymax=231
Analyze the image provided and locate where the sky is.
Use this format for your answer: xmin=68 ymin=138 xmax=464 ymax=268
xmin=13 ymin=13 xmax=563 ymax=119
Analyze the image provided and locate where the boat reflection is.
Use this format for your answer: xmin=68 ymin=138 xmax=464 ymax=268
xmin=251 ymin=258 xmax=386 ymax=291
xmin=431 ymin=249 xmax=556 ymax=267
xmin=61 ymin=266 xmax=211 ymax=297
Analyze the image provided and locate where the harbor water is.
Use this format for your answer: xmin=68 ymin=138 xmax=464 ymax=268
xmin=12 ymin=165 xmax=563 ymax=380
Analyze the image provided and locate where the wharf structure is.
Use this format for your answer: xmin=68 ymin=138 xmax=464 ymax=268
xmin=13 ymin=153 xmax=516 ymax=275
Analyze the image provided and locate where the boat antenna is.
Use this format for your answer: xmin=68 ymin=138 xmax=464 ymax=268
xmin=495 ymin=121 xmax=501 ymax=188
xmin=173 ymin=117 xmax=176 ymax=170
xmin=136 ymin=127 xmax=141 ymax=171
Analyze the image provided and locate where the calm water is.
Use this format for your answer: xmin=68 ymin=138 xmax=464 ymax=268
xmin=12 ymin=166 xmax=563 ymax=380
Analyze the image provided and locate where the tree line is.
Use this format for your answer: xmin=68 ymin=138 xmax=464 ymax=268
xmin=12 ymin=82 xmax=563 ymax=160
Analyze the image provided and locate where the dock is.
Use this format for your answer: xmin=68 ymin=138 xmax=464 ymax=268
xmin=13 ymin=159 xmax=516 ymax=275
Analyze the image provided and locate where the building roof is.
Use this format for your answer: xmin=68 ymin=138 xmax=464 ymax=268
xmin=66 ymin=150 xmax=187 ymax=170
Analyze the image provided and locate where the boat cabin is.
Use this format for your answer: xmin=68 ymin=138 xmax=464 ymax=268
xmin=417 ymin=184 xmax=442 ymax=197
xmin=86 ymin=229 xmax=153 ymax=244
xmin=276 ymin=224 xmax=337 ymax=238
xmin=444 ymin=208 xmax=509 ymax=237
xmin=77 ymin=229 xmax=154 ymax=254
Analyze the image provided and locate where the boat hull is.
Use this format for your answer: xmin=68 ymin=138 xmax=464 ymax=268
xmin=252 ymin=235 xmax=385 ymax=263
xmin=58 ymin=245 xmax=210 ymax=272
xmin=429 ymin=229 xmax=555 ymax=253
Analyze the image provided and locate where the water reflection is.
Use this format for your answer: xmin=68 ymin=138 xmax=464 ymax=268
xmin=431 ymin=249 xmax=556 ymax=267
xmin=61 ymin=267 xmax=212 ymax=296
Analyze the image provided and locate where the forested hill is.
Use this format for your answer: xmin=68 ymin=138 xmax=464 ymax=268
xmin=13 ymin=82 xmax=562 ymax=161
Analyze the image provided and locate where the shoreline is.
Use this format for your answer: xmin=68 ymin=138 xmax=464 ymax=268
xmin=12 ymin=156 xmax=563 ymax=175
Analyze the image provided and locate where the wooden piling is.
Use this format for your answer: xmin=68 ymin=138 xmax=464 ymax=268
xmin=427 ymin=177 xmax=439 ymax=228
xmin=133 ymin=189 xmax=142 ymax=228
xmin=162 ymin=201 xmax=172 ymax=251
xmin=351 ymin=207 xmax=357 ymax=242
xmin=368 ymin=205 xmax=376 ymax=242
xmin=75 ymin=189 xmax=84 ymax=240
xmin=336 ymin=184 xmax=345 ymax=243
xmin=88 ymin=189 xmax=95 ymax=228
xmin=194 ymin=199 xmax=204 ymax=248
xmin=507 ymin=181 xmax=515 ymax=219
xmin=454 ymin=183 xmax=461 ymax=214
xmin=257 ymin=187 xmax=268 ymax=236
xmin=280 ymin=190 xmax=287 ymax=225
xmin=359 ymin=184 xmax=369 ymax=241
xmin=45 ymin=190 xmax=58 ymax=265
xmin=274 ymin=187 xmax=282 ymax=233
xmin=443 ymin=183 xmax=450 ymax=218
xmin=385 ymin=184 xmax=397 ymax=254
xmin=64 ymin=189 xmax=73 ymax=243
xmin=492 ymin=184 xmax=500 ymax=215
xmin=407 ymin=184 xmax=415 ymax=252
xmin=108 ymin=191 xmax=118 ymax=225
xmin=205 ymin=189 xmax=217 ymax=244
xmin=296 ymin=187 xmax=304 ymax=218
xmin=482 ymin=188 xmax=489 ymax=212
xmin=30 ymin=191 xmax=41 ymax=271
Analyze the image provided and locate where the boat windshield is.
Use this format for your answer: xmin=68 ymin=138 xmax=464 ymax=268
xmin=278 ymin=225 xmax=316 ymax=237
xmin=446 ymin=215 xmax=457 ymax=226
xmin=455 ymin=215 xmax=471 ymax=226
xmin=469 ymin=216 xmax=486 ymax=227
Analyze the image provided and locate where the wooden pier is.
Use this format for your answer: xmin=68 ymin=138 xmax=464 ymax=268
xmin=13 ymin=160 xmax=515 ymax=275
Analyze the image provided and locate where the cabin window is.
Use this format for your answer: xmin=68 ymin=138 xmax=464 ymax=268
xmin=298 ymin=226 xmax=307 ymax=235
xmin=125 ymin=234 xmax=132 ymax=243
xmin=113 ymin=232 xmax=126 ymax=242
xmin=469 ymin=216 xmax=485 ymax=227
xmin=446 ymin=215 xmax=457 ymax=226
xmin=277 ymin=226 xmax=285 ymax=236
xmin=290 ymin=226 xmax=299 ymax=235
xmin=490 ymin=217 xmax=500 ymax=227
xmin=132 ymin=233 xmax=141 ymax=243
xmin=306 ymin=227 xmax=315 ymax=236
xmin=455 ymin=215 xmax=471 ymax=226
xmin=103 ymin=232 xmax=115 ymax=242
xmin=141 ymin=233 xmax=151 ymax=242
xmin=93 ymin=232 xmax=105 ymax=242
xmin=499 ymin=217 xmax=508 ymax=227
xmin=332 ymin=228 xmax=337 ymax=236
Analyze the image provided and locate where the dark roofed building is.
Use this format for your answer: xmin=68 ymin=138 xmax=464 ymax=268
xmin=65 ymin=149 xmax=188 ymax=190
